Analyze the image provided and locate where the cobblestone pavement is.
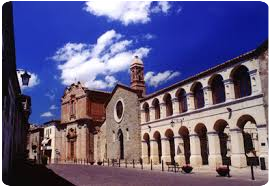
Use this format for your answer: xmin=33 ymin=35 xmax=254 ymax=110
xmin=47 ymin=164 xmax=268 ymax=186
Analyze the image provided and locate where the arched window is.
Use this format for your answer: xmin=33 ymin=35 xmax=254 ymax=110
xmin=177 ymin=89 xmax=188 ymax=113
xmin=210 ymin=75 xmax=225 ymax=104
xmin=143 ymin=103 xmax=150 ymax=122
xmin=192 ymin=82 xmax=205 ymax=109
xmin=232 ymin=66 xmax=251 ymax=98
xmin=152 ymin=99 xmax=160 ymax=120
xmin=164 ymin=94 xmax=173 ymax=117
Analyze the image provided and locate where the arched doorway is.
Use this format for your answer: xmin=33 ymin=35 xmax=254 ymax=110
xmin=214 ymin=120 xmax=231 ymax=165
xmin=143 ymin=133 xmax=151 ymax=163
xmin=195 ymin=123 xmax=208 ymax=165
xmin=179 ymin=126 xmax=190 ymax=164
xmin=153 ymin=131 xmax=162 ymax=163
xmin=165 ymin=129 xmax=175 ymax=163
xmin=237 ymin=115 xmax=259 ymax=165
xmin=118 ymin=129 xmax=124 ymax=159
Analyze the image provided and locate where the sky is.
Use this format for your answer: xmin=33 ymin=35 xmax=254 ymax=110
xmin=12 ymin=1 xmax=268 ymax=125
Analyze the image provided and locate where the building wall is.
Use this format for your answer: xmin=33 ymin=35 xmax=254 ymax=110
xmin=106 ymin=87 xmax=142 ymax=161
xmin=257 ymin=48 xmax=268 ymax=127
xmin=140 ymin=50 xmax=268 ymax=168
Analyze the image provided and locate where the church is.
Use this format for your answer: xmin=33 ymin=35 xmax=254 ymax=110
xmin=49 ymin=41 xmax=268 ymax=169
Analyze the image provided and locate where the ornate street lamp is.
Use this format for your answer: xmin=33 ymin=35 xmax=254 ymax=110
xmin=20 ymin=70 xmax=31 ymax=86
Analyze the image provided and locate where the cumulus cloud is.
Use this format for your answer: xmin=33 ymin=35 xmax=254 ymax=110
xmin=49 ymin=105 xmax=58 ymax=110
xmin=45 ymin=90 xmax=56 ymax=100
xmin=84 ymin=1 xmax=171 ymax=25
xmin=145 ymin=70 xmax=180 ymax=87
xmin=17 ymin=69 xmax=40 ymax=91
xmin=52 ymin=29 xmax=151 ymax=90
xmin=40 ymin=111 xmax=54 ymax=117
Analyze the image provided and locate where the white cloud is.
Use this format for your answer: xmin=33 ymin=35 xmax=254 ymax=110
xmin=17 ymin=70 xmax=40 ymax=91
xmin=145 ymin=70 xmax=180 ymax=87
xmin=49 ymin=105 xmax=58 ymax=110
xmin=52 ymin=29 xmax=151 ymax=90
xmin=45 ymin=91 xmax=56 ymax=100
xmin=40 ymin=111 xmax=54 ymax=117
xmin=143 ymin=33 xmax=155 ymax=40
xmin=151 ymin=1 xmax=171 ymax=13
xmin=84 ymin=1 xmax=171 ymax=25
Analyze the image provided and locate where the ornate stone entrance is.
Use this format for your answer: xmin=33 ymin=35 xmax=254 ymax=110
xmin=67 ymin=128 xmax=77 ymax=160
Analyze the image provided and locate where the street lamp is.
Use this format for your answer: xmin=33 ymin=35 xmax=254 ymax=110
xmin=20 ymin=70 xmax=31 ymax=86
xmin=170 ymin=120 xmax=175 ymax=128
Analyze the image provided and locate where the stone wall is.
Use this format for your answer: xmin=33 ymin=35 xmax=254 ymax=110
xmin=257 ymin=49 xmax=268 ymax=126
xmin=94 ymin=121 xmax=107 ymax=162
xmin=106 ymin=87 xmax=141 ymax=161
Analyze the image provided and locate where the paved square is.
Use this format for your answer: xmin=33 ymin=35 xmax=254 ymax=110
xmin=47 ymin=164 xmax=268 ymax=186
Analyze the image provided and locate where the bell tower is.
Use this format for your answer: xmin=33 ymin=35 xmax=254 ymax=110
xmin=130 ymin=56 xmax=146 ymax=96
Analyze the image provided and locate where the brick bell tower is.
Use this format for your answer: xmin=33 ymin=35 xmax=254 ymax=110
xmin=130 ymin=56 xmax=146 ymax=97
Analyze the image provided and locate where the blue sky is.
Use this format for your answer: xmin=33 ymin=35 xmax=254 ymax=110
xmin=12 ymin=1 xmax=268 ymax=125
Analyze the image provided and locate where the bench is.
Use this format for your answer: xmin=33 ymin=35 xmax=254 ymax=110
xmin=166 ymin=162 xmax=181 ymax=172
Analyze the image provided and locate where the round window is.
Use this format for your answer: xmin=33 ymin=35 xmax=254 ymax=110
xmin=114 ymin=98 xmax=125 ymax=123
xmin=116 ymin=101 xmax=123 ymax=119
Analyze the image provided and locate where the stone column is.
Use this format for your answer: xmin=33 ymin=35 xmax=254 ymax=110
xmin=159 ymin=102 xmax=166 ymax=119
xmin=186 ymin=92 xmax=195 ymax=111
xmin=189 ymin=134 xmax=202 ymax=167
xmin=249 ymin=69 xmax=259 ymax=95
xmin=223 ymin=79 xmax=235 ymax=102
xmin=161 ymin=138 xmax=171 ymax=163
xmin=230 ymin=129 xmax=247 ymax=168
xmin=203 ymin=86 xmax=213 ymax=107
xmin=149 ymin=106 xmax=155 ymax=121
xmin=207 ymin=132 xmax=222 ymax=168
xmin=172 ymin=97 xmax=180 ymax=115
xmin=257 ymin=125 xmax=268 ymax=169
xmin=174 ymin=136 xmax=185 ymax=166
xmin=76 ymin=128 xmax=81 ymax=160
xmin=80 ymin=124 xmax=87 ymax=160
xmin=141 ymin=140 xmax=149 ymax=164
xmin=150 ymin=139 xmax=159 ymax=164
xmin=140 ymin=109 xmax=145 ymax=124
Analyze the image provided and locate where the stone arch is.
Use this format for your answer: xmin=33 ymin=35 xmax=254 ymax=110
xmin=208 ymin=74 xmax=226 ymax=104
xmin=191 ymin=82 xmax=205 ymax=109
xmin=165 ymin=129 xmax=175 ymax=163
xmin=230 ymin=65 xmax=252 ymax=99
xmin=237 ymin=115 xmax=258 ymax=159
xmin=194 ymin=123 xmax=208 ymax=165
xmin=178 ymin=126 xmax=190 ymax=164
xmin=214 ymin=119 xmax=231 ymax=165
xmin=142 ymin=102 xmax=150 ymax=122
xmin=176 ymin=88 xmax=188 ymax=113
xmin=163 ymin=93 xmax=173 ymax=117
xmin=152 ymin=98 xmax=160 ymax=120
xmin=143 ymin=133 xmax=150 ymax=163
xmin=153 ymin=131 xmax=162 ymax=163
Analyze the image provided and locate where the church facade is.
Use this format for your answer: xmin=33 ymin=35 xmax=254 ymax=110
xmin=51 ymin=41 xmax=268 ymax=169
